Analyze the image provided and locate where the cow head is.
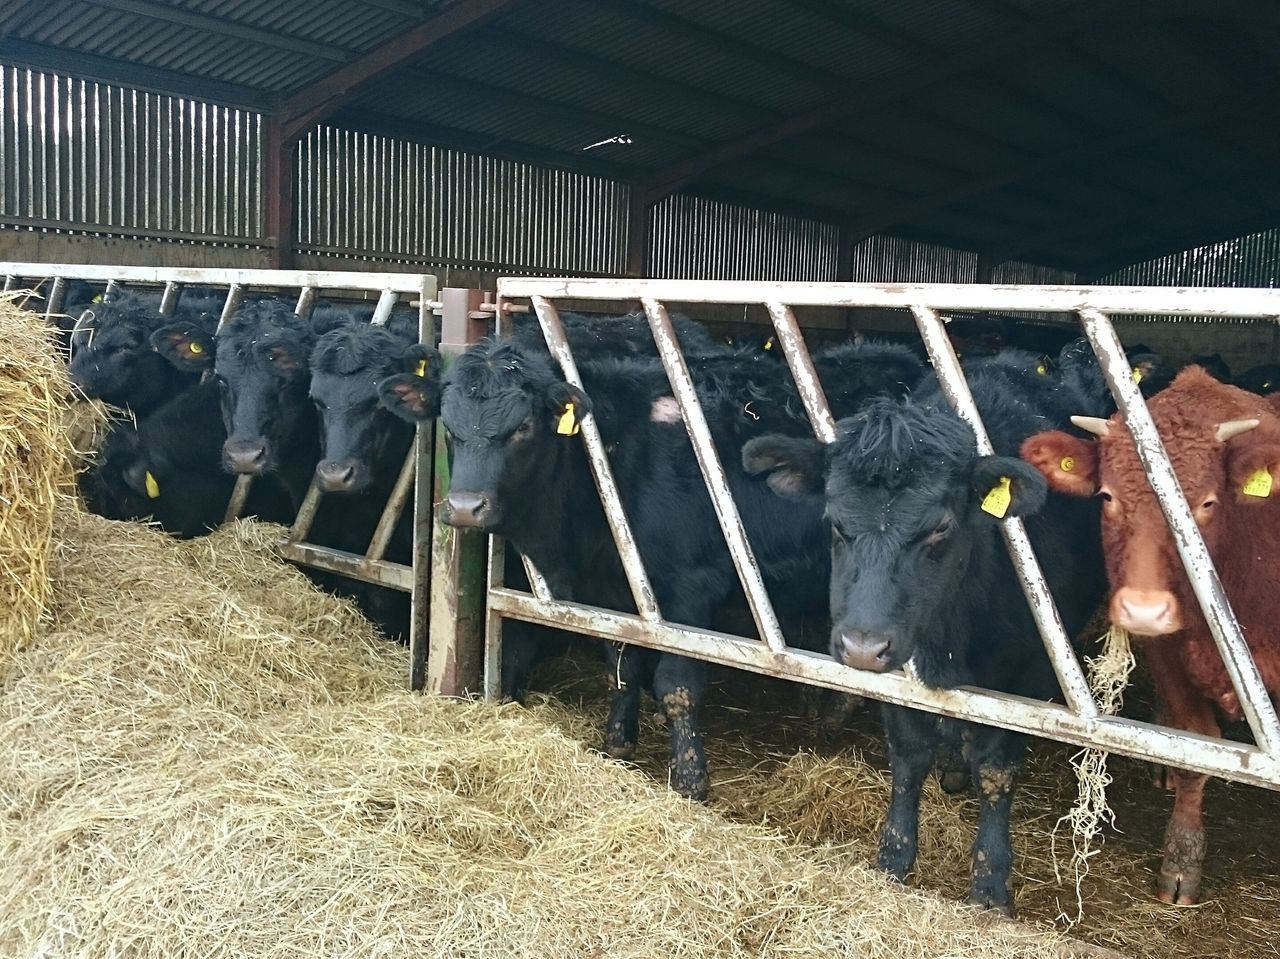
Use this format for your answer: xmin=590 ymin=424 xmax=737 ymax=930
xmin=309 ymin=317 xmax=422 ymax=493
xmin=1021 ymin=367 xmax=1280 ymax=637
xmin=68 ymin=295 xmax=180 ymax=411
xmin=214 ymin=301 xmax=315 ymax=476
xmin=376 ymin=345 xmax=444 ymax=423
xmin=745 ymin=397 xmax=1047 ymax=676
xmin=438 ymin=340 xmax=591 ymax=530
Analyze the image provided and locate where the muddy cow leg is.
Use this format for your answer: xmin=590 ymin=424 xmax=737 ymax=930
xmin=602 ymin=643 xmax=652 ymax=761
xmin=935 ymin=736 xmax=970 ymax=795
xmin=1145 ymin=643 xmax=1218 ymax=905
xmin=966 ymin=725 xmax=1026 ymax=916
xmin=653 ymin=652 xmax=709 ymax=802
xmin=877 ymin=705 xmax=939 ymax=882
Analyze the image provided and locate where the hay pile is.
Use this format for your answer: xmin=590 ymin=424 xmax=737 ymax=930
xmin=0 ymin=296 xmax=77 ymax=661
xmin=0 ymin=507 xmax=1109 ymax=959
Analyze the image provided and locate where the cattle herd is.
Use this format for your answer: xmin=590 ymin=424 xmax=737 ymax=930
xmin=42 ymin=279 xmax=1280 ymax=917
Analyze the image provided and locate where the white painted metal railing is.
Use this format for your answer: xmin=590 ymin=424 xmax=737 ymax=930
xmin=488 ymin=278 xmax=1280 ymax=791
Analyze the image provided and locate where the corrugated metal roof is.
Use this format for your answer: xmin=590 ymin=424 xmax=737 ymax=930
xmin=2 ymin=0 xmax=1279 ymax=274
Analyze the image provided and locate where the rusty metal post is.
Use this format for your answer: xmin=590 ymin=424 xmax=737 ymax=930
xmin=409 ymin=275 xmax=440 ymax=691
xmin=43 ymin=277 xmax=67 ymax=320
xmin=427 ymin=287 xmax=489 ymax=697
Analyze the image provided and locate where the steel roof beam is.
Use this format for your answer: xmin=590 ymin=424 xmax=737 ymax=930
xmin=276 ymin=0 xmax=528 ymax=141
xmin=78 ymin=0 xmax=351 ymax=61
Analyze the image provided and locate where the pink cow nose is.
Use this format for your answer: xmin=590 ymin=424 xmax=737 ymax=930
xmin=1111 ymin=587 xmax=1181 ymax=636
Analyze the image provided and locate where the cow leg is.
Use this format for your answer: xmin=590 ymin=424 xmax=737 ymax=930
xmin=877 ymin=705 xmax=938 ymax=882
xmin=1145 ymin=645 xmax=1218 ymax=905
xmin=602 ymin=643 xmax=650 ymax=761
xmin=653 ymin=653 xmax=709 ymax=802
xmin=966 ymin=726 xmax=1025 ymax=916
xmin=935 ymin=738 xmax=971 ymax=795
xmin=816 ymin=690 xmax=865 ymax=732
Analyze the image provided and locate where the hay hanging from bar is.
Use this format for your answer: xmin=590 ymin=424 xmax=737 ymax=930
xmin=0 ymin=505 xmax=1100 ymax=959
xmin=0 ymin=295 xmax=78 ymax=663
xmin=1053 ymin=623 xmax=1136 ymax=922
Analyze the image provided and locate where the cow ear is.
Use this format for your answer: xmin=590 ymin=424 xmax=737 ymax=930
xmin=401 ymin=342 xmax=441 ymax=378
xmin=1020 ymin=430 xmax=1099 ymax=497
xmin=151 ymin=323 xmax=215 ymax=371
xmin=971 ymin=456 xmax=1047 ymax=520
xmin=742 ymin=435 xmax=826 ymax=497
xmin=1227 ymin=437 xmax=1280 ymax=506
xmin=544 ymin=382 xmax=592 ymax=436
xmin=378 ymin=374 xmax=441 ymax=423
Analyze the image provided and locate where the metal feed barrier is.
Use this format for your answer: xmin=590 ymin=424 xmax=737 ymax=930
xmin=1 ymin=260 xmax=475 ymax=694
xmin=481 ymin=278 xmax=1280 ymax=792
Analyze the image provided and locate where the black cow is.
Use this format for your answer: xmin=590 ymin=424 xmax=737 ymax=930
xmin=1053 ymin=337 xmax=1175 ymax=415
xmin=80 ymin=379 xmax=291 ymax=537
xmin=1233 ymin=362 xmax=1280 ymax=395
xmin=742 ymin=358 xmax=1108 ymax=914
xmin=437 ymin=336 xmax=923 ymax=799
xmin=69 ymin=290 xmax=223 ymax=413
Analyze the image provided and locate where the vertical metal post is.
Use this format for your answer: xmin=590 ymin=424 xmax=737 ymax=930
xmin=3 ymin=275 xmax=16 ymax=292
xmin=214 ymin=283 xmax=246 ymax=334
xmin=408 ymin=274 xmax=439 ymax=691
xmin=370 ymin=288 xmax=399 ymax=326
xmin=765 ymin=302 xmax=837 ymax=442
xmin=531 ymin=296 xmax=662 ymax=621
xmin=263 ymin=117 xmax=295 ymax=271
xmin=158 ymin=281 xmax=182 ymax=316
xmin=484 ymin=533 xmax=506 ymax=702
xmin=427 ymin=288 xmax=489 ymax=697
xmin=910 ymin=304 xmax=1098 ymax=717
xmin=626 ymin=186 xmax=649 ymax=278
xmin=43 ymin=276 xmax=66 ymax=320
xmin=1080 ymin=307 xmax=1280 ymax=752
xmin=642 ymin=297 xmax=787 ymax=650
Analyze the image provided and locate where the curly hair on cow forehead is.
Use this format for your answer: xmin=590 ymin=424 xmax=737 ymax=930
xmin=831 ymin=397 xmax=976 ymax=489
xmin=445 ymin=339 xmax=557 ymax=395
xmin=312 ymin=324 xmax=413 ymax=377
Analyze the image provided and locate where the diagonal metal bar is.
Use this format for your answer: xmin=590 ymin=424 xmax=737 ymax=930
xmin=530 ymin=296 xmax=660 ymax=621
xmin=43 ymin=277 xmax=66 ymax=320
xmin=370 ymin=288 xmax=400 ymax=326
xmin=158 ymin=281 xmax=181 ymax=316
xmin=365 ymin=445 xmax=416 ymax=562
xmin=642 ymin=297 xmax=788 ymax=652
xmin=214 ymin=283 xmax=245 ymax=334
xmin=911 ymin=304 xmax=1099 ymax=718
xmin=765 ymin=302 xmax=837 ymax=443
xmin=1080 ymin=307 xmax=1280 ymax=754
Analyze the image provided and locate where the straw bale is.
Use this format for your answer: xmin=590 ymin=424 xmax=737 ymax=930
xmin=0 ymin=505 xmax=1104 ymax=959
xmin=0 ymin=296 xmax=78 ymax=663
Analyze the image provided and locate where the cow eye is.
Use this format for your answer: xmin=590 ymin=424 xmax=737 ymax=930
xmin=312 ymin=397 xmax=327 ymax=411
xmin=829 ymin=522 xmax=849 ymax=544
xmin=1098 ymin=488 xmax=1114 ymax=503
xmin=925 ymin=520 xmax=952 ymax=544
xmin=1199 ymin=497 xmax=1217 ymax=511
xmin=511 ymin=418 xmax=534 ymax=440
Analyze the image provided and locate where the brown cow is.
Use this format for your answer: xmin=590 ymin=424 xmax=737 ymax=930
xmin=1020 ymin=366 xmax=1280 ymax=905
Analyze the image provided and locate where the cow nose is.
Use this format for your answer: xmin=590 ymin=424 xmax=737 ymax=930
xmin=315 ymin=459 xmax=358 ymax=493
xmin=224 ymin=439 xmax=268 ymax=474
xmin=445 ymin=491 xmax=493 ymax=528
xmin=1111 ymin=587 xmax=1181 ymax=636
xmin=837 ymin=630 xmax=894 ymax=673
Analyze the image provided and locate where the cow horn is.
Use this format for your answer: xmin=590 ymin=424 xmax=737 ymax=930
xmin=1216 ymin=418 xmax=1260 ymax=443
xmin=1070 ymin=415 xmax=1111 ymax=437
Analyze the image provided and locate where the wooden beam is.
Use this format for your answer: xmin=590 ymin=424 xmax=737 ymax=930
xmin=277 ymin=0 xmax=528 ymax=141
xmin=262 ymin=118 xmax=296 ymax=270
xmin=635 ymin=0 xmax=1127 ymax=200
xmin=79 ymin=0 xmax=351 ymax=61
xmin=0 ymin=39 xmax=270 ymax=110
xmin=625 ymin=188 xmax=648 ymax=277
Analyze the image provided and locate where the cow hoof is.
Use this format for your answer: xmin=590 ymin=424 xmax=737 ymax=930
xmin=968 ymin=894 xmax=1016 ymax=919
xmin=671 ymin=771 xmax=709 ymax=804
xmin=1156 ymin=867 xmax=1201 ymax=906
xmin=938 ymin=768 xmax=970 ymax=795
xmin=1150 ymin=764 xmax=1174 ymax=791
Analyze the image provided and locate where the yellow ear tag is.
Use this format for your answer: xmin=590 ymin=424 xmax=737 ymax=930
xmin=1060 ymin=456 xmax=1075 ymax=473
xmin=556 ymin=402 xmax=580 ymax=436
xmin=1132 ymin=366 xmax=1144 ymax=385
xmin=144 ymin=471 xmax=161 ymax=499
xmin=981 ymin=476 xmax=1012 ymax=518
xmin=414 ymin=359 xmax=427 ymax=377
xmin=91 ymin=294 xmax=103 ymax=303
xmin=764 ymin=337 xmax=774 ymax=351
xmin=188 ymin=341 xmax=204 ymax=355
xmin=1243 ymin=467 xmax=1273 ymax=498
xmin=1036 ymin=362 xmax=1048 ymax=375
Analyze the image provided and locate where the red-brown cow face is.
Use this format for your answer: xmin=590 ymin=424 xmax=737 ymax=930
xmin=1022 ymin=375 xmax=1280 ymax=638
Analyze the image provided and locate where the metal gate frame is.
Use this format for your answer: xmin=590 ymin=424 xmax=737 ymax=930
xmin=482 ymin=278 xmax=1280 ymax=791
xmin=2 ymin=260 xmax=462 ymax=693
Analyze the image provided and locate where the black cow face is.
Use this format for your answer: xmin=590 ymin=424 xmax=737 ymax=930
xmin=68 ymin=298 xmax=176 ymax=410
xmin=438 ymin=343 xmax=591 ymax=529
xmin=309 ymin=326 xmax=424 ymax=494
xmin=744 ymin=401 xmax=1047 ymax=677
xmin=214 ymin=304 xmax=314 ymax=476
